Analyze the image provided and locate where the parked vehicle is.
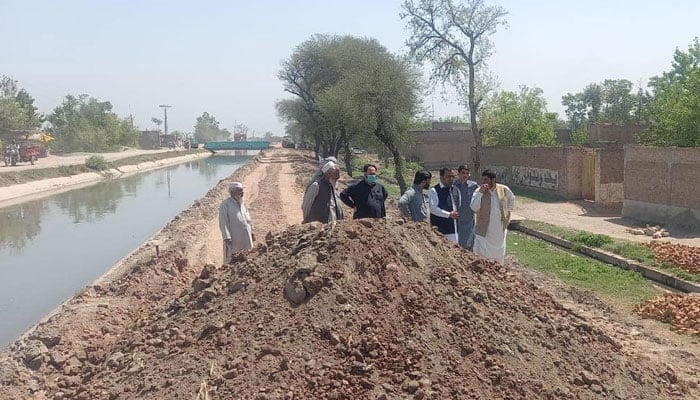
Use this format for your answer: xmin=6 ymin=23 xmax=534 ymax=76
xmin=3 ymin=142 xmax=40 ymax=166
xmin=282 ymin=137 xmax=296 ymax=148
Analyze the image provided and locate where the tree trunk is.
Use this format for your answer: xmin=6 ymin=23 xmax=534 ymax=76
xmin=468 ymin=61 xmax=482 ymax=174
xmin=391 ymin=147 xmax=408 ymax=194
xmin=343 ymin=141 xmax=353 ymax=177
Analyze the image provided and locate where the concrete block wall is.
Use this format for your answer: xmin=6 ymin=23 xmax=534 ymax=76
xmin=623 ymin=145 xmax=700 ymax=229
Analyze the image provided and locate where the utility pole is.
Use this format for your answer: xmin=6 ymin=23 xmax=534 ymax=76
xmin=159 ymin=105 xmax=171 ymax=136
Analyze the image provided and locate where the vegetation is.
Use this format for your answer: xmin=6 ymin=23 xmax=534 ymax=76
xmin=194 ymin=112 xmax=230 ymax=143
xmin=642 ymin=38 xmax=700 ymax=146
xmin=481 ymin=86 xmax=557 ymax=146
xmin=47 ymin=94 xmax=139 ymax=153
xmin=85 ymin=155 xmax=109 ymax=171
xmin=402 ymin=0 xmax=508 ymax=171
xmin=517 ymin=220 xmax=700 ymax=283
xmin=508 ymin=232 xmax=661 ymax=309
xmin=0 ymin=76 xmax=41 ymax=132
xmin=278 ymin=35 xmax=421 ymax=192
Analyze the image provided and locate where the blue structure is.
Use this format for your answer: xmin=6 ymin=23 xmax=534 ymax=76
xmin=204 ymin=141 xmax=270 ymax=152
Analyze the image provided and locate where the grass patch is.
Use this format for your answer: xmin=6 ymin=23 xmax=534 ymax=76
xmin=511 ymin=186 xmax=565 ymax=204
xmin=508 ymin=232 xmax=662 ymax=309
xmin=516 ymin=219 xmax=700 ymax=283
xmin=85 ymin=155 xmax=109 ymax=171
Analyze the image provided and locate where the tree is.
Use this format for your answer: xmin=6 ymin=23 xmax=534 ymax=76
xmin=151 ymin=117 xmax=163 ymax=131
xmin=402 ymin=0 xmax=508 ymax=172
xmin=643 ymin=38 xmax=700 ymax=146
xmin=194 ymin=112 xmax=228 ymax=142
xmin=47 ymin=94 xmax=138 ymax=152
xmin=279 ymin=35 xmax=421 ymax=188
xmin=481 ymin=86 xmax=556 ymax=146
xmin=0 ymin=76 xmax=41 ymax=132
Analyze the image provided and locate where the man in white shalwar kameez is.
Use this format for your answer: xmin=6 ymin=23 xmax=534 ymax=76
xmin=219 ymin=182 xmax=254 ymax=264
xmin=470 ymin=170 xmax=515 ymax=264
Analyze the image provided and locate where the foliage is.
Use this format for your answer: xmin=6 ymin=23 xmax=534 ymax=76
xmin=194 ymin=112 xmax=229 ymax=143
xmin=561 ymin=79 xmax=646 ymax=134
xmin=151 ymin=117 xmax=163 ymax=130
xmin=643 ymin=38 xmax=700 ymax=147
xmin=565 ymin=232 xmax=614 ymax=248
xmin=47 ymin=94 xmax=138 ymax=152
xmin=85 ymin=155 xmax=109 ymax=171
xmin=401 ymin=0 xmax=508 ymax=172
xmin=278 ymin=34 xmax=421 ymax=191
xmin=481 ymin=86 xmax=557 ymax=146
xmin=0 ymin=76 xmax=41 ymax=132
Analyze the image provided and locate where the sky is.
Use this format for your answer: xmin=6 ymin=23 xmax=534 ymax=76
xmin=1 ymin=0 xmax=699 ymax=136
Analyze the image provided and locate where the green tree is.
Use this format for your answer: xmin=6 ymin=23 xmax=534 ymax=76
xmin=402 ymin=0 xmax=508 ymax=172
xmin=644 ymin=39 xmax=700 ymax=146
xmin=47 ymin=94 xmax=138 ymax=152
xmin=151 ymin=117 xmax=163 ymax=132
xmin=194 ymin=112 xmax=228 ymax=142
xmin=482 ymin=86 xmax=556 ymax=146
xmin=0 ymin=76 xmax=41 ymax=132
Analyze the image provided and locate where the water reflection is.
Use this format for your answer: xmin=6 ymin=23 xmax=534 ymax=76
xmin=0 ymin=153 xmax=253 ymax=347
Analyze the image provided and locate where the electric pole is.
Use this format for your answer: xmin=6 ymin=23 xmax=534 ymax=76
xmin=159 ymin=105 xmax=171 ymax=136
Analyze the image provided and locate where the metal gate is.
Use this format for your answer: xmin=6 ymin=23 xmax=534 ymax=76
xmin=581 ymin=153 xmax=596 ymax=200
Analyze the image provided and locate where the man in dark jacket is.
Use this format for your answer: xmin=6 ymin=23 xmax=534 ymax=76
xmin=429 ymin=167 xmax=461 ymax=243
xmin=339 ymin=164 xmax=388 ymax=219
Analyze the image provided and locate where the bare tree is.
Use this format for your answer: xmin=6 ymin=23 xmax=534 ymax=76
xmin=402 ymin=0 xmax=507 ymax=172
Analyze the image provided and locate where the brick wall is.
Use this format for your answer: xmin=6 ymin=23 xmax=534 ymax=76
xmin=480 ymin=146 xmax=585 ymax=199
xmin=622 ymin=145 xmax=700 ymax=229
xmin=405 ymin=130 xmax=474 ymax=170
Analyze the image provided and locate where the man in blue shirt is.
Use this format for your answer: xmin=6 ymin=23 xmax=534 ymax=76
xmin=453 ymin=165 xmax=478 ymax=250
xmin=398 ymin=170 xmax=432 ymax=222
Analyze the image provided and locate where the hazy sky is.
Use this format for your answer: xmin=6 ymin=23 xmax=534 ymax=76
xmin=2 ymin=0 xmax=698 ymax=135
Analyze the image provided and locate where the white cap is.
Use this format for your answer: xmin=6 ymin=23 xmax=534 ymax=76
xmin=229 ymin=182 xmax=244 ymax=191
xmin=321 ymin=161 xmax=337 ymax=173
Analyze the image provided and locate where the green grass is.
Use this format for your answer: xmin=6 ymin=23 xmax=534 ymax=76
xmin=511 ymin=186 xmax=565 ymax=204
xmin=508 ymin=232 xmax=662 ymax=309
xmin=516 ymin=219 xmax=700 ymax=283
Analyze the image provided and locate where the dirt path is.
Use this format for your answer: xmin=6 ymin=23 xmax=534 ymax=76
xmin=513 ymin=199 xmax=700 ymax=247
xmin=0 ymin=148 xmax=172 ymax=173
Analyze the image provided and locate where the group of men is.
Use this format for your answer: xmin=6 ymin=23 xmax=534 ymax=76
xmin=398 ymin=166 xmax=515 ymax=264
xmin=217 ymin=156 xmax=515 ymax=265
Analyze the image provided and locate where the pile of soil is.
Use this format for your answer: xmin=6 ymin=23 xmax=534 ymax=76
xmin=2 ymin=218 xmax=692 ymax=399
xmin=636 ymin=293 xmax=700 ymax=336
xmin=647 ymin=241 xmax=700 ymax=274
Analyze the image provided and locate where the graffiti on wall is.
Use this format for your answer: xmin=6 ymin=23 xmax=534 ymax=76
xmin=484 ymin=166 xmax=509 ymax=182
xmin=512 ymin=166 xmax=558 ymax=190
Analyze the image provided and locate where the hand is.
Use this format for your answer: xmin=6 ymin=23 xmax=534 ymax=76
xmin=449 ymin=211 xmax=460 ymax=219
xmin=479 ymin=183 xmax=490 ymax=193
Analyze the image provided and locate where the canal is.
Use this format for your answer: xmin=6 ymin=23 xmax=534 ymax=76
xmin=0 ymin=154 xmax=252 ymax=347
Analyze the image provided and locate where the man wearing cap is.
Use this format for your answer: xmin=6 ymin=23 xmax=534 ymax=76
xmin=301 ymin=161 xmax=344 ymax=223
xmin=219 ymin=182 xmax=254 ymax=264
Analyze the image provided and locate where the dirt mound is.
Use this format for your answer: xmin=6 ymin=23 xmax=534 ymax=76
xmin=636 ymin=293 xmax=700 ymax=336
xmin=647 ymin=241 xmax=700 ymax=274
xmin=2 ymin=219 xmax=693 ymax=399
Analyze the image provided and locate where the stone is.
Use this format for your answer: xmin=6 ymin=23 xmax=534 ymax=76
xmin=302 ymin=275 xmax=324 ymax=296
xmin=590 ymin=384 xmax=604 ymax=394
xmin=106 ymin=352 xmax=125 ymax=368
xmin=581 ymin=370 xmax=601 ymax=386
xmin=406 ymin=380 xmax=420 ymax=394
xmin=335 ymin=293 xmax=348 ymax=304
xmin=414 ymin=388 xmax=426 ymax=399
xmin=284 ymin=280 xmax=307 ymax=304
xmin=192 ymin=278 xmax=211 ymax=292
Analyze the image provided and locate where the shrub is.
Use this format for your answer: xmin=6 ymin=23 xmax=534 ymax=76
xmin=85 ymin=155 xmax=109 ymax=171
xmin=567 ymin=232 xmax=613 ymax=248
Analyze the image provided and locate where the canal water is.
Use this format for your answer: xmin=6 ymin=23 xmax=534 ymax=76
xmin=0 ymin=154 xmax=252 ymax=347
